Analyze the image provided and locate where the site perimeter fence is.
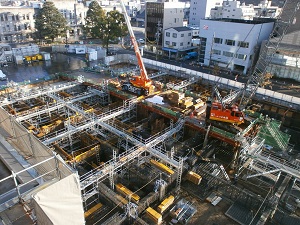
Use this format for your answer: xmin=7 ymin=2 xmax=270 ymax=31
xmin=142 ymin=58 xmax=300 ymax=110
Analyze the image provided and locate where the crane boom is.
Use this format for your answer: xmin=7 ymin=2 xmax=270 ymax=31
xmin=239 ymin=0 xmax=300 ymax=110
xmin=119 ymin=0 xmax=149 ymax=83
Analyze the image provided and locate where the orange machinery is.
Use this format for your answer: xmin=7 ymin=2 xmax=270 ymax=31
xmin=209 ymin=102 xmax=244 ymax=125
xmin=119 ymin=0 xmax=153 ymax=96
xmin=206 ymin=86 xmax=244 ymax=125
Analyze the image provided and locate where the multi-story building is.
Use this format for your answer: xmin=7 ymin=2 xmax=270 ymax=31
xmin=189 ymin=0 xmax=223 ymax=26
xmin=0 ymin=6 xmax=35 ymax=43
xmin=51 ymin=0 xmax=87 ymax=41
xmin=210 ymin=0 xmax=281 ymax=20
xmin=162 ymin=26 xmax=195 ymax=59
xmin=145 ymin=0 xmax=185 ymax=47
xmin=198 ymin=18 xmax=274 ymax=74
xmin=0 ymin=0 xmax=88 ymax=43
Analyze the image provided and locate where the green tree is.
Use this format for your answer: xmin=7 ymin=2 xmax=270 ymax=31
xmin=35 ymin=2 xmax=68 ymax=43
xmin=84 ymin=1 xmax=127 ymax=51
xmin=84 ymin=1 xmax=107 ymax=40
xmin=104 ymin=10 xmax=127 ymax=50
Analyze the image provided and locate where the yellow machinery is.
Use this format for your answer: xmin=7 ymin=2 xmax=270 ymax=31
xmin=31 ymin=55 xmax=37 ymax=61
xmin=24 ymin=56 xmax=31 ymax=62
xmin=157 ymin=195 xmax=175 ymax=214
xmin=150 ymin=159 xmax=174 ymax=175
xmin=36 ymin=54 xmax=43 ymax=60
xmin=146 ymin=207 xmax=162 ymax=224
xmin=84 ymin=203 xmax=103 ymax=218
xmin=115 ymin=183 xmax=140 ymax=204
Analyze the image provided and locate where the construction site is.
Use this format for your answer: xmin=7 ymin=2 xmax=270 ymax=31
xmin=1 ymin=1 xmax=300 ymax=225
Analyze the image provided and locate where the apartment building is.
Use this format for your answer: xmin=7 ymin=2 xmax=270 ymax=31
xmin=198 ymin=18 xmax=274 ymax=74
xmin=162 ymin=26 xmax=195 ymax=59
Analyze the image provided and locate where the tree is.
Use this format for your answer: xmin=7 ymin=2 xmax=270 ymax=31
xmin=84 ymin=1 xmax=127 ymax=51
xmin=104 ymin=10 xmax=127 ymax=50
xmin=35 ymin=2 xmax=68 ymax=43
xmin=84 ymin=1 xmax=107 ymax=40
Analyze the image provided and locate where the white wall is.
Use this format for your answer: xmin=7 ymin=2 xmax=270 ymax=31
xmin=163 ymin=2 xmax=185 ymax=31
xmin=189 ymin=0 xmax=223 ymax=26
xmin=199 ymin=19 xmax=274 ymax=74
xmin=163 ymin=28 xmax=192 ymax=50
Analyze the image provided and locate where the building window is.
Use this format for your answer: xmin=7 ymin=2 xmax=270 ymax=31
xmin=172 ymin=42 xmax=176 ymax=46
xmin=166 ymin=41 xmax=170 ymax=45
xmin=212 ymin=49 xmax=221 ymax=55
xmin=238 ymin=41 xmax=249 ymax=48
xmin=166 ymin=32 xmax=170 ymax=37
xmin=223 ymin=51 xmax=234 ymax=57
xmin=225 ymin=39 xmax=235 ymax=46
xmin=236 ymin=53 xmax=247 ymax=60
xmin=180 ymin=42 xmax=183 ymax=46
xmin=188 ymin=33 xmax=191 ymax=36
xmin=172 ymin=33 xmax=177 ymax=38
xmin=214 ymin=38 xmax=222 ymax=44
xmin=181 ymin=33 xmax=184 ymax=37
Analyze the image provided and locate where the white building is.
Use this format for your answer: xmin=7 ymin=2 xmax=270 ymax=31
xmin=51 ymin=0 xmax=87 ymax=40
xmin=0 ymin=6 xmax=35 ymax=43
xmin=162 ymin=27 xmax=195 ymax=58
xmin=189 ymin=0 xmax=223 ymax=26
xmin=211 ymin=1 xmax=256 ymax=20
xmin=199 ymin=18 xmax=274 ymax=74
xmin=210 ymin=0 xmax=281 ymax=20
xmin=253 ymin=0 xmax=282 ymax=18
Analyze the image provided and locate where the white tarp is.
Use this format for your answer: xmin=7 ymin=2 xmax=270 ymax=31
xmin=33 ymin=173 xmax=85 ymax=225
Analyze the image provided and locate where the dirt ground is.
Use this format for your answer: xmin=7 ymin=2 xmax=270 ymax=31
xmin=177 ymin=189 xmax=238 ymax=225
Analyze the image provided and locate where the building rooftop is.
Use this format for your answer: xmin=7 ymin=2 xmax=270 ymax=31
xmin=207 ymin=18 xmax=274 ymax=24
xmin=167 ymin=26 xmax=192 ymax=32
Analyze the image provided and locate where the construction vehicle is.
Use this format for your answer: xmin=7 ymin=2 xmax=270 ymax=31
xmin=205 ymin=0 xmax=298 ymax=125
xmin=119 ymin=0 xmax=153 ymax=96
xmin=206 ymin=86 xmax=244 ymax=125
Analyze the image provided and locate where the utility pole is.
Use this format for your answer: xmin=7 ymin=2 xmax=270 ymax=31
xmin=155 ymin=21 xmax=162 ymax=61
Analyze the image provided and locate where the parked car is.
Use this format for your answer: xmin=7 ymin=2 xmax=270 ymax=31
xmin=138 ymin=38 xmax=145 ymax=44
